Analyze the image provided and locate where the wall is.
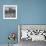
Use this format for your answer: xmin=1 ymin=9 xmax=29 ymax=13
xmin=20 ymin=0 xmax=46 ymax=24
xmin=0 ymin=0 xmax=21 ymax=44
xmin=0 ymin=0 xmax=46 ymax=44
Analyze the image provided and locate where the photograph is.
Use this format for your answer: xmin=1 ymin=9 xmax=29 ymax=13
xmin=3 ymin=5 xmax=17 ymax=19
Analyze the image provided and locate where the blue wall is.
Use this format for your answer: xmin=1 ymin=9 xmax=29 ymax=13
xmin=0 ymin=0 xmax=21 ymax=44
xmin=20 ymin=0 xmax=46 ymax=24
xmin=0 ymin=0 xmax=46 ymax=44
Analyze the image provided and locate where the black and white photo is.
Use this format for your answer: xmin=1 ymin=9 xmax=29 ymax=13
xmin=3 ymin=5 xmax=17 ymax=19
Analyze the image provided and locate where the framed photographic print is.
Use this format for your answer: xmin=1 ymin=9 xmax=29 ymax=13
xmin=3 ymin=5 xmax=17 ymax=19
